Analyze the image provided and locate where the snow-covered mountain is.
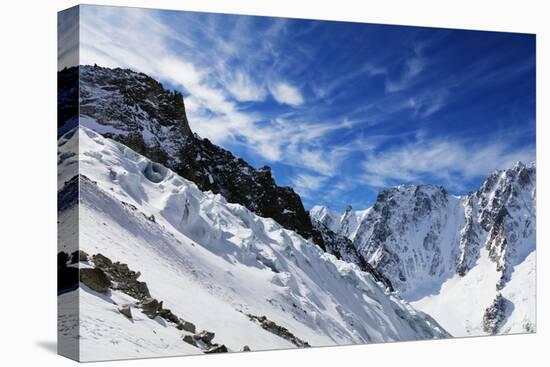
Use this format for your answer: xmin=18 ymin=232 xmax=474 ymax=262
xmin=57 ymin=127 xmax=448 ymax=361
xmin=311 ymin=163 xmax=536 ymax=337
xmin=59 ymin=65 xmax=319 ymax=247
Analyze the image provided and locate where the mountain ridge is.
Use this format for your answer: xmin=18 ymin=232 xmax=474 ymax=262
xmin=58 ymin=65 xmax=319 ymax=248
xmin=311 ymin=161 xmax=536 ymax=336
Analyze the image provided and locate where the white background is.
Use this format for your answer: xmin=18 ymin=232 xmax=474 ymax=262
xmin=0 ymin=0 xmax=548 ymax=365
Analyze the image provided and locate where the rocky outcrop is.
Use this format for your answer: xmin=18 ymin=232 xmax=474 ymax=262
xmin=91 ymin=253 xmax=151 ymax=300
xmin=140 ymin=298 xmax=161 ymax=318
xmin=81 ymin=252 xmax=225 ymax=353
xmin=482 ymin=294 xmax=510 ymax=334
xmin=475 ymin=162 xmax=536 ymax=289
xmin=247 ymin=314 xmax=310 ymax=348
xmin=80 ymin=268 xmax=111 ymax=293
xmin=182 ymin=330 xmax=227 ymax=353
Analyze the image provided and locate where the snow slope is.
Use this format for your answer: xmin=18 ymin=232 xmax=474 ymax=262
xmin=58 ymin=127 xmax=448 ymax=361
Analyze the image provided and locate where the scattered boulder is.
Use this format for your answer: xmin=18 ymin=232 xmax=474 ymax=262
xmin=158 ymin=308 xmax=179 ymax=324
xmin=242 ymin=345 xmax=251 ymax=352
xmin=176 ymin=320 xmax=196 ymax=333
xmin=194 ymin=330 xmax=215 ymax=343
xmin=118 ymin=304 xmax=132 ymax=319
xmin=91 ymin=254 xmax=150 ymax=300
xmin=92 ymin=253 xmax=112 ymax=268
xmin=182 ymin=334 xmax=197 ymax=347
xmin=80 ymin=268 xmax=111 ymax=293
xmin=140 ymin=298 xmax=161 ymax=318
xmin=205 ymin=344 xmax=228 ymax=354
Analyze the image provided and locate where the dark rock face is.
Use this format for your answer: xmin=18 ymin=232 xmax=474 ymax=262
xmin=58 ymin=65 xmax=320 ymax=248
xmin=482 ymin=294 xmax=511 ymax=334
xmin=474 ymin=162 xmax=536 ymax=289
xmin=80 ymin=268 xmax=111 ymax=293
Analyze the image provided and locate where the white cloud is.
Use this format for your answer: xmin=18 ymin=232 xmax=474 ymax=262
xmin=78 ymin=6 xmax=328 ymax=171
xmin=405 ymin=88 xmax=449 ymax=118
xmin=359 ymin=136 xmax=535 ymax=191
xmin=222 ymin=71 xmax=267 ymax=102
xmin=385 ymin=56 xmax=426 ymax=93
xmin=268 ymin=82 xmax=304 ymax=106
xmin=291 ymin=174 xmax=327 ymax=198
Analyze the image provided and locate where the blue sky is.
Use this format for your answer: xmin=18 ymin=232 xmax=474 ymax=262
xmin=77 ymin=5 xmax=535 ymax=212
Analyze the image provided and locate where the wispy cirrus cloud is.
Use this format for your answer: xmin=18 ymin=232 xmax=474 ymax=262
xmin=359 ymin=134 xmax=535 ymax=191
xmin=268 ymin=81 xmax=304 ymax=106
xmin=291 ymin=173 xmax=328 ymax=199
xmin=385 ymin=55 xmax=426 ymax=93
xmin=76 ymin=5 xmax=535 ymax=210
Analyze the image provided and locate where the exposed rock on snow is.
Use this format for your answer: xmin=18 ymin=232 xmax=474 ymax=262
xmin=118 ymin=304 xmax=133 ymax=319
xmin=177 ymin=320 xmax=196 ymax=333
xmin=194 ymin=330 xmax=215 ymax=344
xmin=140 ymin=298 xmax=161 ymax=318
xmin=92 ymin=253 xmax=151 ymax=301
xmin=248 ymin=314 xmax=311 ymax=348
xmin=80 ymin=268 xmax=111 ymax=293
xmin=482 ymin=294 xmax=511 ymax=334
xmin=204 ymin=344 xmax=228 ymax=353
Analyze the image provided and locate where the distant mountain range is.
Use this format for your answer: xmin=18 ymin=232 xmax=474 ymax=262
xmin=311 ymin=161 xmax=535 ymax=336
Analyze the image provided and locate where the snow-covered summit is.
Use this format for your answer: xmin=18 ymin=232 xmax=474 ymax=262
xmin=310 ymin=164 xmax=536 ymax=337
